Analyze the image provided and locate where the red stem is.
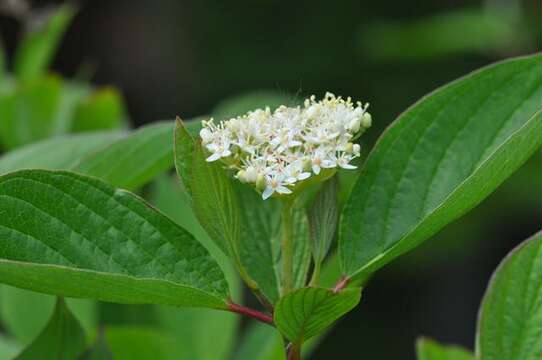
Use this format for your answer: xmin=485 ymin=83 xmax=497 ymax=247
xmin=228 ymin=302 xmax=274 ymax=325
xmin=333 ymin=276 xmax=350 ymax=293
xmin=287 ymin=342 xmax=301 ymax=360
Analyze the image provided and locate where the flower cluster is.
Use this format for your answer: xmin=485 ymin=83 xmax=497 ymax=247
xmin=199 ymin=93 xmax=372 ymax=200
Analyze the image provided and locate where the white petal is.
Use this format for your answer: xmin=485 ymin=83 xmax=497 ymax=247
xmin=285 ymin=177 xmax=297 ymax=184
xmin=276 ymin=186 xmax=292 ymax=194
xmin=262 ymin=187 xmax=274 ymax=200
xmin=321 ymin=160 xmax=336 ymax=168
xmin=298 ymin=172 xmax=311 ymax=180
xmin=206 ymin=153 xmax=221 ymax=162
xmin=340 ymin=163 xmax=357 ymax=169
xmin=312 ymin=165 xmax=321 ymax=174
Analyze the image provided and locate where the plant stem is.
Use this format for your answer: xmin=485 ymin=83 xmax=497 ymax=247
xmin=227 ymin=302 xmax=274 ymax=326
xmin=287 ymin=342 xmax=301 ymax=360
xmin=333 ymin=276 xmax=350 ymax=293
xmin=309 ymin=260 xmax=321 ymax=287
xmin=281 ymin=200 xmax=294 ymax=295
xmin=253 ymin=288 xmax=274 ymax=314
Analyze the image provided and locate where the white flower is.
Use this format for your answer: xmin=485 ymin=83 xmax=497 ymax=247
xmin=205 ymin=139 xmax=232 ymax=162
xmin=335 ymin=153 xmax=357 ymax=170
xmin=262 ymin=174 xmax=292 ymax=200
xmin=199 ymin=92 xmax=372 ymax=199
xmin=310 ymin=147 xmax=329 ymax=175
xmin=284 ymin=160 xmax=311 ymax=184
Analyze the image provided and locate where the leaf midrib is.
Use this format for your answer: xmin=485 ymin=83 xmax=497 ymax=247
xmin=380 ymin=67 xmax=523 ymax=251
xmin=0 ymin=258 xmax=227 ymax=305
xmin=349 ymin=110 xmax=542 ymax=279
xmin=418 ymin=69 xmax=540 ymax=216
xmin=0 ymin=174 xmax=220 ymax=295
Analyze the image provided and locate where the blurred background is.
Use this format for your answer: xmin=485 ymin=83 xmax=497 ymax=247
xmin=0 ymin=0 xmax=541 ymax=359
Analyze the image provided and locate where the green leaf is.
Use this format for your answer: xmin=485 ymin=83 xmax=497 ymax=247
xmin=149 ymin=174 xmax=241 ymax=295
xmin=0 ymin=286 xmax=96 ymax=346
xmin=105 ymin=327 xmax=182 ymax=360
xmin=235 ymin=322 xmax=285 ymax=360
xmin=0 ymin=335 xmax=21 ymax=360
xmin=308 ymin=178 xmax=338 ymax=277
xmin=416 ymin=337 xmax=474 ymax=360
xmin=149 ymin=174 xmax=240 ymax=360
xmin=0 ymin=131 xmax=125 ymax=174
xmin=174 ymin=119 xmax=196 ymax=196
xmin=0 ymin=170 xmax=229 ymax=309
xmin=74 ymin=122 xmax=173 ymax=190
xmin=155 ymin=306 xmax=238 ymax=360
xmin=13 ymin=5 xmax=76 ymax=82
xmin=51 ymin=82 xmax=92 ymax=135
xmin=340 ymin=53 xmax=542 ymax=282
xmin=235 ymin=182 xmax=281 ymax=302
xmin=291 ymin=206 xmax=311 ymax=289
xmin=476 ymin=230 xmax=542 ymax=360
xmin=0 ymin=76 xmax=62 ymax=149
xmin=274 ymin=287 xmax=361 ymax=343
xmin=183 ymin=118 xmax=204 ymax=138
xmin=239 ymin=254 xmax=345 ymax=359
xmin=189 ymin=142 xmax=250 ymax=282
xmin=71 ymin=88 xmax=127 ymax=133
xmin=80 ymin=331 xmax=113 ymax=360
xmin=14 ymin=298 xmax=86 ymax=360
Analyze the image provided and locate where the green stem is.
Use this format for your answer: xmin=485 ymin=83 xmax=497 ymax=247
xmin=281 ymin=200 xmax=294 ymax=295
xmin=309 ymin=260 xmax=321 ymax=287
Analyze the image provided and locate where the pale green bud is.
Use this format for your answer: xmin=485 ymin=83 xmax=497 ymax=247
xmin=361 ymin=113 xmax=372 ymax=128
xmin=302 ymin=158 xmax=312 ymax=172
xmin=245 ymin=166 xmax=258 ymax=183
xmin=237 ymin=170 xmax=248 ymax=183
xmin=256 ymin=174 xmax=266 ymax=190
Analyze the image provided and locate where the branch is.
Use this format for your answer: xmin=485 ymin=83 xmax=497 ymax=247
xmin=227 ymin=302 xmax=274 ymax=326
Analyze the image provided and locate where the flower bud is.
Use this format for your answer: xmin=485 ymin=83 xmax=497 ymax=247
xmin=348 ymin=118 xmax=361 ymax=133
xmin=344 ymin=142 xmax=354 ymax=153
xmin=302 ymin=158 xmax=312 ymax=172
xmin=361 ymin=113 xmax=372 ymax=128
xmin=244 ymin=166 xmax=258 ymax=183
xmin=256 ymin=174 xmax=267 ymax=190
xmin=236 ymin=170 xmax=248 ymax=183
xmin=353 ymin=143 xmax=361 ymax=156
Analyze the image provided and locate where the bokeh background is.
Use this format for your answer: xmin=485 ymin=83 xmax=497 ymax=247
xmin=1 ymin=0 xmax=541 ymax=359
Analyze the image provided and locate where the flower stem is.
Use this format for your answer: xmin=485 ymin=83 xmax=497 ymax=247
xmin=281 ymin=200 xmax=294 ymax=295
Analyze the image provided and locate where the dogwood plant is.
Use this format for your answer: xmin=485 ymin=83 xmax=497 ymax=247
xmin=0 ymin=54 xmax=541 ymax=360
